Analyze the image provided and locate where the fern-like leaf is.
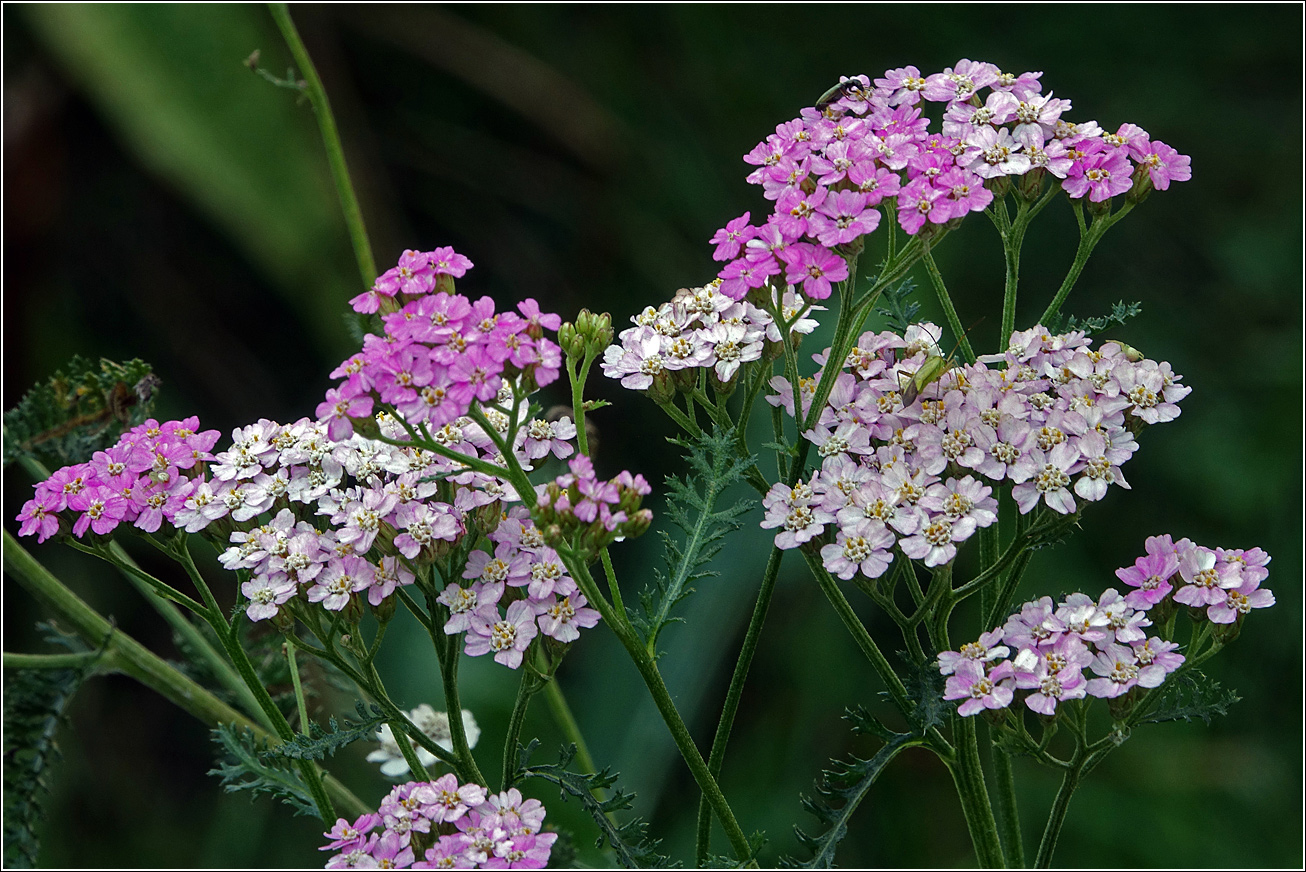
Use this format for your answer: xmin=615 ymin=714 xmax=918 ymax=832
xmin=629 ymin=427 xmax=756 ymax=653
xmin=2 ymin=626 xmax=101 ymax=867
xmin=1045 ymin=300 xmax=1143 ymax=336
xmin=262 ymin=702 xmax=387 ymax=761
xmin=513 ymin=741 xmax=670 ymax=868
xmin=786 ymin=712 xmax=920 ymax=868
xmin=1134 ymin=672 xmax=1240 ymax=726
xmin=208 ymin=724 xmax=317 ymax=816
xmin=873 ymin=278 xmax=921 ymax=336
xmin=3 ymin=356 xmax=160 ymax=469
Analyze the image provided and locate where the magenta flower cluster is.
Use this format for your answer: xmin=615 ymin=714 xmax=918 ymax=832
xmin=321 ymin=777 xmax=555 ymax=869
xmin=15 ymin=417 xmax=220 ymax=543
xmin=601 ymin=280 xmax=823 ymax=393
xmin=761 ymin=323 xmax=1188 ymax=580
xmin=441 ymin=505 xmax=602 ymax=669
xmin=713 ymin=60 xmax=1191 ymax=300
xmin=940 ymin=535 xmax=1273 ymax=717
xmin=319 ymin=247 xmax=564 ymax=441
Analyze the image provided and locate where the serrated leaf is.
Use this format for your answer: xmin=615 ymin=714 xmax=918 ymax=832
xmin=1045 ymin=300 xmax=1143 ymax=336
xmin=873 ymin=278 xmax=921 ymax=336
xmin=897 ymin=655 xmax=950 ymax=735
xmin=2 ymin=626 xmax=102 ymax=868
xmin=261 ymin=701 xmax=387 ymax=761
xmin=628 ymin=427 xmax=756 ymax=652
xmin=1134 ymin=672 xmax=1240 ymax=726
xmin=786 ymin=727 xmax=919 ymax=868
xmin=513 ymin=742 xmax=670 ymax=868
xmin=208 ymin=724 xmax=317 ymax=817
xmin=3 ymin=356 xmax=160 ymax=470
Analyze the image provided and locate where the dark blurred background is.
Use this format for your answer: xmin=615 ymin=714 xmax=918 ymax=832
xmin=3 ymin=4 xmax=1301 ymax=867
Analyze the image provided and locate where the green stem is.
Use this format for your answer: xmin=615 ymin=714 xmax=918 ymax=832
xmin=3 ymin=531 xmax=367 ymax=818
xmin=542 ymin=679 xmax=597 ymax=776
xmin=694 ymin=545 xmax=784 ymax=865
xmin=501 ymin=654 xmax=546 ymax=790
xmin=13 ymin=456 xmax=262 ymax=724
xmin=922 ymin=249 xmax=975 ymax=363
xmin=267 ymin=3 xmax=376 ymax=287
xmin=951 ymin=715 xmax=1006 ymax=868
xmin=1037 ymin=202 xmax=1136 ymax=327
xmin=563 ymin=552 xmax=753 ymax=862
xmin=989 ymin=723 xmax=1025 ymax=867
xmin=801 ymin=551 xmax=910 ymax=714
xmin=286 ymin=640 xmax=310 ymax=734
xmin=1034 ymin=766 xmax=1079 ymax=868
xmin=2 ymin=650 xmax=109 ymax=670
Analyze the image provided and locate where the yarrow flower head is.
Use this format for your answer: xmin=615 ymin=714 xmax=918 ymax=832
xmin=321 ymin=778 xmax=557 ymax=870
xmin=940 ymin=535 xmax=1271 ymax=718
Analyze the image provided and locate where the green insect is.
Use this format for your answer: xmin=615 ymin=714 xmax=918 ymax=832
xmin=897 ymin=321 xmax=981 ymax=408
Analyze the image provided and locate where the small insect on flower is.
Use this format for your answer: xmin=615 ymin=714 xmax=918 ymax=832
xmin=898 ymin=321 xmax=980 ymax=408
xmin=814 ymin=78 xmax=866 ymax=112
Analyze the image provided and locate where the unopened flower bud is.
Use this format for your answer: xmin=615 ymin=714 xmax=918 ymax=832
xmin=987 ymin=175 xmax=1013 ymax=199
xmin=372 ymin=594 xmax=398 ymax=624
xmin=709 ymin=368 xmax=738 ymax=399
xmin=433 ymin=273 xmax=457 ymax=296
xmin=1018 ymin=167 xmax=1047 ymax=201
xmin=645 ymin=370 xmax=676 ymax=405
xmin=557 ymin=322 xmax=584 ymax=360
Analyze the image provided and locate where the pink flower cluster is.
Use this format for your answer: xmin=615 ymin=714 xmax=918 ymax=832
xmin=533 ymin=454 xmax=654 ymax=550
xmin=601 ymin=280 xmax=823 ymax=392
xmin=18 ymin=405 xmax=583 ymax=629
xmin=15 ymin=417 xmax=221 ymax=542
xmin=940 ymin=535 xmax=1272 ymax=718
xmin=760 ymin=323 xmax=1188 ymax=580
xmin=714 ymin=61 xmax=1191 ymax=300
xmin=321 ymin=778 xmax=556 ymax=869
xmin=319 ymin=247 xmax=564 ymax=441
xmin=440 ymin=505 xmax=602 ymax=669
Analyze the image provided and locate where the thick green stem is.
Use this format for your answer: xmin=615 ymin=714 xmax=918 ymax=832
xmin=989 ymin=723 xmax=1025 ymax=868
xmin=541 ymin=678 xmax=597 ymax=776
xmin=4 ymin=531 xmax=367 ymax=818
xmin=951 ymin=715 xmax=1006 ymax=868
xmin=3 ymin=650 xmax=108 ymax=670
xmin=694 ymin=545 xmax=784 ymax=864
xmin=268 ymin=3 xmax=376 ymax=287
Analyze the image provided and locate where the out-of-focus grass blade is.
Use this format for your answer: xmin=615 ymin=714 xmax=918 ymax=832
xmin=22 ymin=3 xmax=356 ymax=350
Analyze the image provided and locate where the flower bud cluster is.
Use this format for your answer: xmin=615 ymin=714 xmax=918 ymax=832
xmin=366 ymin=704 xmax=481 ymax=778
xmin=940 ymin=535 xmax=1273 ymax=718
xmin=601 ymin=280 xmax=823 ymax=396
xmin=761 ymin=323 xmax=1188 ymax=580
xmin=320 ymin=777 xmax=555 ymax=869
xmin=441 ymin=505 xmax=602 ymax=669
xmin=319 ymin=247 xmax=564 ymax=441
xmin=714 ymin=60 xmax=1191 ymax=301
xmin=534 ymin=454 xmax=653 ymax=551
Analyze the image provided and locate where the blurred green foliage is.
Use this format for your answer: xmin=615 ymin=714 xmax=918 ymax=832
xmin=3 ymin=4 xmax=1300 ymax=868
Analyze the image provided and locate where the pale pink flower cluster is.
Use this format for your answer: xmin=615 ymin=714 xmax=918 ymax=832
xmin=761 ymin=323 xmax=1188 ymax=580
xmin=321 ymin=778 xmax=555 ymax=869
xmin=601 ymin=280 xmax=822 ymax=393
xmin=713 ymin=60 xmax=1191 ymax=301
xmin=441 ymin=505 xmax=602 ymax=669
xmin=941 ymin=535 xmax=1272 ymax=717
